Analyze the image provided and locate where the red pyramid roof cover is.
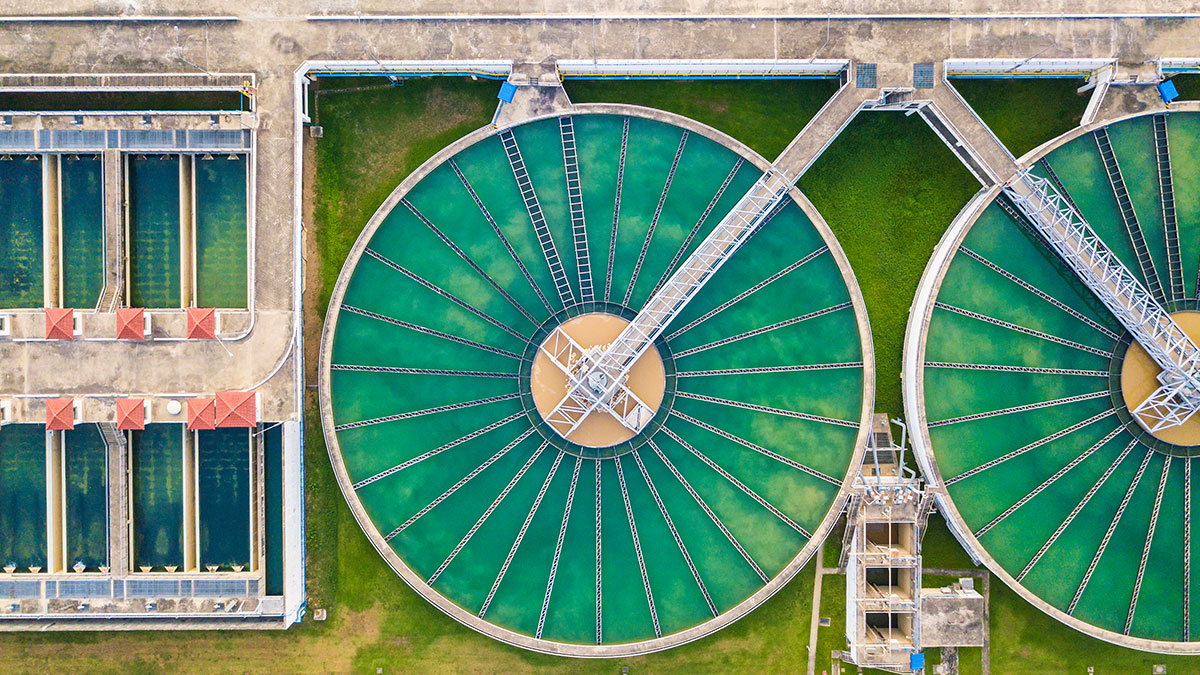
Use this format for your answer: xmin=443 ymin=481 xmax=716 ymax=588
xmin=186 ymin=308 xmax=216 ymax=339
xmin=116 ymin=308 xmax=145 ymax=340
xmin=187 ymin=398 xmax=216 ymax=430
xmin=45 ymin=308 xmax=74 ymax=340
xmin=46 ymin=398 xmax=74 ymax=430
xmin=116 ymin=398 xmax=145 ymax=430
xmin=215 ymin=391 xmax=256 ymax=428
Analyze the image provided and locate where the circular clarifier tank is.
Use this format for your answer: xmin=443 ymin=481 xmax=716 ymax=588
xmin=319 ymin=107 xmax=872 ymax=655
xmin=908 ymin=110 xmax=1200 ymax=650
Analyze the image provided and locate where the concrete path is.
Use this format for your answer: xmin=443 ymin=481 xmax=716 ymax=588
xmin=807 ymin=541 xmax=826 ymax=675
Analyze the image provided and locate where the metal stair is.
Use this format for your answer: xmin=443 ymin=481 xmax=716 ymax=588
xmin=499 ymin=128 xmax=575 ymax=309
xmin=559 ymin=116 xmax=593 ymax=303
xmin=1153 ymin=114 xmax=1184 ymax=304
xmin=1094 ymin=127 xmax=1166 ymax=303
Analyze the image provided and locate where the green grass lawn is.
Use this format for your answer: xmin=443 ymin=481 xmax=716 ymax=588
xmin=951 ymin=78 xmax=1090 ymax=159
xmin=565 ymin=79 xmax=839 ymax=159
xmin=1168 ymin=75 xmax=1200 ymax=101
xmin=799 ymin=111 xmax=979 ymax=416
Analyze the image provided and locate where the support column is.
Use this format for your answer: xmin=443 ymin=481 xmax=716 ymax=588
xmin=45 ymin=429 xmax=64 ymax=574
xmin=180 ymin=154 xmax=195 ymax=309
xmin=102 ymin=149 xmax=124 ymax=311
xmin=182 ymin=428 xmax=197 ymax=572
xmin=42 ymin=154 xmax=61 ymax=308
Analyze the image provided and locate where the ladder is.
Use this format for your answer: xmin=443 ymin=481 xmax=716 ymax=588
xmin=559 ymin=117 xmax=593 ymax=303
xmin=1153 ymin=114 xmax=1184 ymax=303
xmin=1094 ymin=128 xmax=1166 ymax=303
xmin=499 ymin=128 xmax=575 ymax=309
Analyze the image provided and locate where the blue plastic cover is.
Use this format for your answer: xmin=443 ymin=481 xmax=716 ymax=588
xmin=910 ymin=652 xmax=926 ymax=669
xmin=1159 ymin=79 xmax=1180 ymax=103
xmin=498 ymin=81 xmax=517 ymax=103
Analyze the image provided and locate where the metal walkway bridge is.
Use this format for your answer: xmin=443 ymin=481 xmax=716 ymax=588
xmin=542 ymin=169 xmax=794 ymax=435
xmin=542 ymin=83 xmax=876 ymax=437
xmin=1003 ymin=171 xmax=1200 ymax=431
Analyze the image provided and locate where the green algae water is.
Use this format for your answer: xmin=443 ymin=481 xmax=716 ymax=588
xmin=324 ymin=112 xmax=866 ymax=650
xmin=195 ymin=154 xmax=248 ymax=308
xmin=921 ymin=111 xmax=1200 ymax=644
xmin=0 ymin=157 xmax=43 ymax=308
xmin=64 ymin=425 xmax=107 ymax=570
xmin=197 ymin=428 xmax=251 ymax=569
xmin=60 ymin=155 xmax=104 ymax=308
xmin=0 ymin=425 xmax=46 ymax=570
xmin=132 ymin=424 xmax=183 ymax=569
xmin=128 ymin=155 xmax=181 ymax=308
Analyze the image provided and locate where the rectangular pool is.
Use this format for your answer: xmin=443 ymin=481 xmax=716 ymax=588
xmin=196 ymin=427 xmax=251 ymax=570
xmin=0 ymin=156 xmax=44 ymax=308
xmin=131 ymin=423 xmax=183 ymax=570
xmin=264 ymin=423 xmax=283 ymax=594
xmin=127 ymin=155 xmax=181 ymax=308
xmin=60 ymin=155 xmax=105 ymax=309
xmin=0 ymin=424 xmax=46 ymax=570
xmin=64 ymin=425 xmax=107 ymax=570
xmin=194 ymin=154 xmax=248 ymax=308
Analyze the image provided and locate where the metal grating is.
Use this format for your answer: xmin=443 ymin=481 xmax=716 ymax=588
xmin=48 ymin=129 xmax=107 ymax=149
xmin=0 ymin=580 xmax=42 ymax=599
xmin=125 ymin=578 xmax=181 ymax=598
xmin=120 ymin=129 xmax=177 ymax=148
xmin=193 ymin=579 xmax=251 ymax=597
xmin=914 ymin=63 xmax=935 ymax=89
xmin=856 ymin=63 xmax=877 ymax=88
xmin=187 ymin=128 xmax=249 ymax=149
xmin=0 ymin=129 xmax=35 ymax=150
xmin=55 ymin=579 xmax=114 ymax=598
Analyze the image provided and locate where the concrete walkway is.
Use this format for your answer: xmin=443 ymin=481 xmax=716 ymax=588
xmin=806 ymin=541 xmax=826 ymax=675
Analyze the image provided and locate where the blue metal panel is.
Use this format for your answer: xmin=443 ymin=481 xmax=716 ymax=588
xmin=914 ymin=63 xmax=935 ymax=89
xmin=1160 ymin=79 xmax=1180 ymax=103
xmin=856 ymin=63 xmax=877 ymax=88
xmin=498 ymin=81 xmax=517 ymax=103
xmin=910 ymin=652 xmax=925 ymax=669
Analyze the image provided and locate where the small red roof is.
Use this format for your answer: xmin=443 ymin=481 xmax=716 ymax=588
xmin=116 ymin=398 xmax=145 ymax=430
xmin=45 ymin=398 xmax=74 ymax=430
xmin=116 ymin=308 xmax=145 ymax=340
xmin=186 ymin=308 xmax=216 ymax=340
xmin=215 ymin=391 xmax=257 ymax=428
xmin=45 ymin=308 xmax=74 ymax=340
xmin=187 ymin=398 xmax=216 ymax=430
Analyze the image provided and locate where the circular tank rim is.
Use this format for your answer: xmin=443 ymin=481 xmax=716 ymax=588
xmin=317 ymin=101 xmax=876 ymax=657
xmin=903 ymin=102 xmax=1200 ymax=654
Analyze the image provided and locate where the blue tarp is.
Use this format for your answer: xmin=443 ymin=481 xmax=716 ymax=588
xmin=498 ymin=81 xmax=517 ymax=103
xmin=910 ymin=652 xmax=926 ymax=670
xmin=1160 ymin=79 xmax=1180 ymax=104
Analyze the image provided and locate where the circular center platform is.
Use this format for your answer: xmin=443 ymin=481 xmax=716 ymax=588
xmin=530 ymin=313 xmax=666 ymax=448
xmin=1121 ymin=311 xmax=1200 ymax=446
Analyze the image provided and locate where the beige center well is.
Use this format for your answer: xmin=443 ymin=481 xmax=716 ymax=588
xmin=1121 ymin=310 xmax=1200 ymax=446
xmin=530 ymin=313 xmax=666 ymax=448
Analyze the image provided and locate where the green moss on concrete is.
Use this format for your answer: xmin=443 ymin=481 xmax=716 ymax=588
xmin=952 ymin=78 xmax=1090 ymax=158
xmin=565 ymin=79 xmax=839 ymax=160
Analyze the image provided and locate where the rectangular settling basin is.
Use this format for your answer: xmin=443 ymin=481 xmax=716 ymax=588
xmin=60 ymin=155 xmax=104 ymax=309
xmin=64 ymin=425 xmax=108 ymax=570
xmin=131 ymin=423 xmax=184 ymax=570
xmin=194 ymin=154 xmax=248 ymax=308
xmin=127 ymin=154 xmax=181 ymax=308
xmin=0 ymin=425 xmax=47 ymax=570
xmin=196 ymin=427 xmax=251 ymax=570
xmin=0 ymin=155 xmax=44 ymax=308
